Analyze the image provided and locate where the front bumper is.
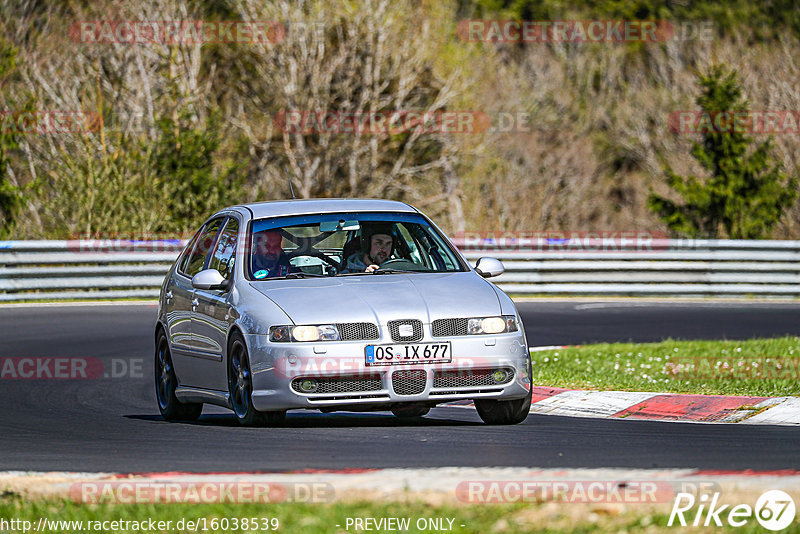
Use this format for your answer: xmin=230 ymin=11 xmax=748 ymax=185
xmin=244 ymin=332 xmax=530 ymax=411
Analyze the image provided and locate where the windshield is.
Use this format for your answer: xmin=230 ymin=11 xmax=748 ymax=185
xmin=246 ymin=212 xmax=467 ymax=279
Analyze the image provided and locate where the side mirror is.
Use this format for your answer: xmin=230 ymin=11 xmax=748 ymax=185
xmin=192 ymin=269 xmax=228 ymax=290
xmin=474 ymin=257 xmax=504 ymax=278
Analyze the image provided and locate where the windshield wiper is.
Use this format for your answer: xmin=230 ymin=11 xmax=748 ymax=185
xmin=371 ymin=268 xmax=409 ymax=274
xmin=336 ymin=269 xmax=408 ymax=276
xmin=281 ymin=272 xmax=325 ymax=279
xmin=336 ymin=268 xmax=422 ymax=276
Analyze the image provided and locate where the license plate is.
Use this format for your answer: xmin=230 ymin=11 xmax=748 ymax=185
xmin=365 ymin=342 xmax=451 ymax=366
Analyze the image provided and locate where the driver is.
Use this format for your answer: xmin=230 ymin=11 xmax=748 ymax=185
xmin=343 ymin=222 xmax=395 ymax=273
xmin=251 ymin=230 xmax=297 ymax=278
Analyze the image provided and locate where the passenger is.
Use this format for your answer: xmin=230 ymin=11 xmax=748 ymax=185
xmin=251 ymin=230 xmax=296 ymax=278
xmin=343 ymin=222 xmax=395 ymax=273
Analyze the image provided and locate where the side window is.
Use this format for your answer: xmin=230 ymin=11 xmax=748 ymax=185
xmin=208 ymin=218 xmax=239 ymax=281
xmin=178 ymin=229 xmax=202 ymax=274
xmin=183 ymin=218 xmax=224 ymax=278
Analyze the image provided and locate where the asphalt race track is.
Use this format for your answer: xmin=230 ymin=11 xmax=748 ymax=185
xmin=517 ymin=300 xmax=800 ymax=345
xmin=1 ymin=301 xmax=799 ymax=473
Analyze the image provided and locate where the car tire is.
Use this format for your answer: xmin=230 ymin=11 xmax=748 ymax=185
xmin=391 ymin=405 xmax=430 ymax=419
xmin=474 ymin=356 xmax=533 ymax=425
xmin=228 ymin=332 xmax=286 ymax=427
xmin=155 ymin=330 xmax=203 ymax=421
xmin=474 ymin=386 xmax=532 ymax=425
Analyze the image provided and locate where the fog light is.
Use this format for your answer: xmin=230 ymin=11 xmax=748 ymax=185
xmin=492 ymin=369 xmax=509 ymax=384
xmin=298 ymin=378 xmax=318 ymax=393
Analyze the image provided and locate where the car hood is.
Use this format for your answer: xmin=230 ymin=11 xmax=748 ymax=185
xmin=249 ymin=272 xmax=501 ymax=325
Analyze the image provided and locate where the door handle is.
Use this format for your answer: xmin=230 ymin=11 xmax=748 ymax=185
xmin=165 ymin=290 xmax=173 ymax=300
xmin=191 ymin=298 xmax=199 ymax=308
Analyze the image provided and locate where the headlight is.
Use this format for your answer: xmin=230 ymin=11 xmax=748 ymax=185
xmin=292 ymin=325 xmax=321 ymax=342
xmin=467 ymin=315 xmax=518 ymax=335
xmin=269 ymin=324 xmax=341 ymax=342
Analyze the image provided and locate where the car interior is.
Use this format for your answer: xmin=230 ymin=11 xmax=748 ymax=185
xmin=249 ymin=220 xmax=456 ymax=278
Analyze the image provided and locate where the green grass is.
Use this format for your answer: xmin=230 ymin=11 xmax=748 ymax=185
xmin=3 ymin=496 xmax=798 ymax=533
xmin=530 ymin=336 xmax=800 ymax=397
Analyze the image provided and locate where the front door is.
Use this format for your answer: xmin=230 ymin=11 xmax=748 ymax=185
xmin=189 ymin=216 xmax=239 ymax=391
xmin=170 ymin=217 xmax=224 ymax=388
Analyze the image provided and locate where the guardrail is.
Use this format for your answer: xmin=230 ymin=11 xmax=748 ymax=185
xmin=1 ymin=238 xmax=799 ymax=301
xmin=0 ymin=240 xmax=181 ymax=301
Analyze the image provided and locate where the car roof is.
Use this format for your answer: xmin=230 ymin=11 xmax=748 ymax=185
xmin=231 ymin=198 xmax=419 ymax=219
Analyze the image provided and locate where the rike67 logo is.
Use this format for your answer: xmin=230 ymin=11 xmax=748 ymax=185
xmin=669 ymin=490 xmax=796 ymax=530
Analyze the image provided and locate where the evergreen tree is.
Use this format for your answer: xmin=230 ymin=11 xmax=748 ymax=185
xmin=152 ymin=110 xmax=246 ymax=231
xmin=649 ymin=65 xmax=798 ymax=238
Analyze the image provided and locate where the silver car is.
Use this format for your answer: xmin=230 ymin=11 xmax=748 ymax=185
xmin=155 ymin=199 xmax=532 ymax=425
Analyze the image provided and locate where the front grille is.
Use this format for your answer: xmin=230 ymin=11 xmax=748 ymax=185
xmin=291 ymin=374 xmax=382 ymax=394
xmin=336 ymin=322 xmax=379 ymax=341
xmin=392 ymin=370 xmax=427 ymax=395
xmin=432 ymin=318 xmax=469 ymax=337
xmin=388 ymin=319 xmax=423 ymax=342
xmin=433 ymin=367 xmax=515 ymax=389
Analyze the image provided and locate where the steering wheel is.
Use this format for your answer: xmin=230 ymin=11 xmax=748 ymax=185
xmin=378 ymin=258 xmax=425 ymax=271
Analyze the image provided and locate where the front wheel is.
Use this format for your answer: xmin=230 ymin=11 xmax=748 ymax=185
xmin=228 ymin=332 xmax=285 ymax=427
xmin=155 ymin=330 xmax=202 ymax=421
xmin=474 ymin=387 xmax=532 ymax=425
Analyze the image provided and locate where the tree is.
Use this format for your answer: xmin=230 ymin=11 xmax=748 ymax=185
xmin=152 ymin=110 xmax=246 ymax=230
xmin=0 ymin=39 xmax=21 ymax=237
xmin=0 ymin=129 xmax=20 ymax=237
xmin=649 ymin=65 xmax=798 ymax=238
xmin=230 ymin=0 xmax=468 ymax=231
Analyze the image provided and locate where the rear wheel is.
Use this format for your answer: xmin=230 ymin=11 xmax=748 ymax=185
xmin=228 ymin=332 xmax=285 ymax=426
xmin=155 ymin=330 xmax=202 ymax=421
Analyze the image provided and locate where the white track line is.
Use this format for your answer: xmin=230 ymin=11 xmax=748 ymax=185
xmin=529 ymin=390 xmax=655 ymax=418
xmin=745 ymin=397 xmax=800 ymax=425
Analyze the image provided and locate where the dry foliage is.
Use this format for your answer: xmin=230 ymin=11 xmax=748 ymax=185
xmin=1 ymin=0 xmax=799 ymax=237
